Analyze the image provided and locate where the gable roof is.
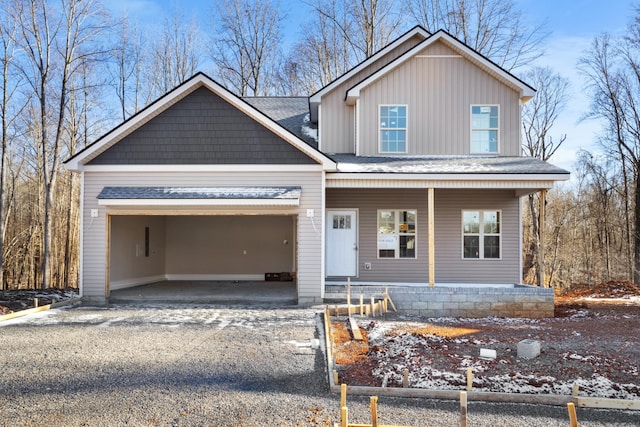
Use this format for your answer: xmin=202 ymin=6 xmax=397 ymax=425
xmin=65 ymin=73 xmax=335 ymax=170
xmin=344 ymin=30 xmax=535 ymax=106
xmin=308 ymin=25 xmax=431 ymax=121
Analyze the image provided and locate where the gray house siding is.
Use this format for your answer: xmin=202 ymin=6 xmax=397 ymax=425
xmin=326 ymin=188 xmax=520 ymax=284
xmin=319 ymin=34 xmax=426 ymax=154
xmin=358 ymin=41 xmax=522 ymax=156
xmin=90 ymin=87 xmax=316 ymax=165
xmin=82 ymin=170 xmax=325 ymax=303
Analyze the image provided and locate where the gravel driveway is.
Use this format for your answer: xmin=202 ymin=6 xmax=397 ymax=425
xmin=1 ymin=303 xmax=639 ymax=426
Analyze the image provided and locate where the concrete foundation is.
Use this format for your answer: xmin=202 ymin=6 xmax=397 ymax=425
xmin=324 ymin=284 xmax=555 ymax=318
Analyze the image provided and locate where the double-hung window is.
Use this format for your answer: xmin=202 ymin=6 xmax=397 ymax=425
xmin=377 ymin=210 xmax=416 ymax=258
xmin=379 ymin=105 xmax=407 ymax=153
xmin=462 ymin=210 xmax=500 ymax=259
xmin=471 ymin=105 xmax=499 ymax=153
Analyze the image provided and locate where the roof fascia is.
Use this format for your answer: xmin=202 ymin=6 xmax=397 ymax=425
xmin=326 ymin=172 xmax=570 ymax=182
xmin=66 ymin=73 xmax=336 ymax=171
xmin=345 ymin=31 xmax=536 ymax=105
xmin=308 ymin=26 xmax=430 ymax=117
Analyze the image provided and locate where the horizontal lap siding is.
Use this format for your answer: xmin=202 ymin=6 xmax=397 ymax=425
xmin=435 ymin=189 xmax=520 ymax=283
xmin=327 ymin=188 xmax=520 ymax=284
xmin=82 ymin=170 xmax=324 ymax=300
xmin=327 ymin=188 xmax=430 ymax=282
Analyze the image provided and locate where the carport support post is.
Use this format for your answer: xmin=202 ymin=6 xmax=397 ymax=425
xmin=428 ymin=188 xmax=435 ymax=287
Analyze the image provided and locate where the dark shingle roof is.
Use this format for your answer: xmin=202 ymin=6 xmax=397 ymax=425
xmin=242 ymin=97 xmax=317 ymax=148
xmin=97 ymin=186 xmax=302 ymax=200
xmin=328 ymin=154 xmax=570 ymax=175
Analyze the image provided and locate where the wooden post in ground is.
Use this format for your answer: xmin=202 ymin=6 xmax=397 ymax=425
xmin=459 ymin=391 xmax=468 ymax=427
xmin=360 ymin=294 xmax=364 ymax=316
xmin=403 ymin=369 xmax=409 ymax=388
xmin=371 ymin=297 xmax=376 ymax=317
xmin=347 ymin=277 xmax=351 ymax=315
xmin=34 ymin=298 xmax=39 ymax=308
xmin=467 ymin=367 xmax=473 ymax=391
xmin=370 ymin=396 xmax=379 ymax=427
xmin=572 ymin=384 xmax=579 ymax=396
xmin=567 ymin=402 xmax=578 ymax=427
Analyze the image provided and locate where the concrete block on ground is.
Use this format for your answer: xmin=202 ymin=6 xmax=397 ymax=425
xmin=518 ymin=339 xmax=541 ymax=359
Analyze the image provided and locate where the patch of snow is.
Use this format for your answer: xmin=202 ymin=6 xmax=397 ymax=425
xmin=301 ymin=114 xmax=317 ymax=141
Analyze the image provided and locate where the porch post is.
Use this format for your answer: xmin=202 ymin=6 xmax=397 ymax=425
xmin=538 ymin=189 xmax=547 ymax=288
xmin=428 ymin=188 xmax=435 ymax=287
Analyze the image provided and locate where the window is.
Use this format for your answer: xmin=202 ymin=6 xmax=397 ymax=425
xmin=471 ymin=105 xmax=498 ymax=153
xmin=379 ymin=105 xmax=407 ymax=153
xmin=377 ymin=210 xmax=416 ymax=258
xmin=462 ymin=210 xmax=500 ymax=259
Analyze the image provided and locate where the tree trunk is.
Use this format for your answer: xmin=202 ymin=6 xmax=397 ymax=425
xmin=634 ymin=169 xmax=640 ymax=284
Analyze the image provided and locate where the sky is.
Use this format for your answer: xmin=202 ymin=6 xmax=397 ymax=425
xmin=107 ymin=0 xmax=634 ymax=179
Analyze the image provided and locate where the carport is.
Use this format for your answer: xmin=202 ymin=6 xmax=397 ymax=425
xmin=100 ymin=186 xmax=301 ymax=302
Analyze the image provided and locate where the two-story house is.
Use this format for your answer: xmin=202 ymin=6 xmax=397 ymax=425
xmin=65 ymin=27 xmax=569 ymax=317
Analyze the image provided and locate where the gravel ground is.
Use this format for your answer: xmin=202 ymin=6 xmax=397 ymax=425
xmin=1 ymin=303 xmax=639 ymax=427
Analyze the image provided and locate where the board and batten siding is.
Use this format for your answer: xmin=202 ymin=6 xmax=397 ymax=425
xmin=319 ymin=34 xmax=425 ymax=154
xmin=326 ymin=188 xmax=520 ymax=284
xmin=358 ymin=41 xmax=521 ymax=156
xmin=81 ymin=170 xmax=324 ymax=303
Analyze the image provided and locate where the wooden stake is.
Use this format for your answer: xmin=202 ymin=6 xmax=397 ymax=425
xmin=370 ymin=396 xmax=379 ymax=427
xmin=34 ymin=298 xmax=38 ymax=308
xmin=347 ymin=277 xmax=351 ymax=315
xmin=403 ymin=369 xmax=409 ymax=388
xmin=567 ymin=402 xmax=578 ymax=427
xmin=341 ymin=406 xmax=348 ymax=427
xmin=572 ymin=384 xmax=579 ymax=396
xmin=384 ymin=288 xmax=397 ymax=312
xmin=467 ymin=367 xmax=473 ymax=391
xmin=371 ymin=297 xmax=376 ymax=317
xmin=460 ymin=391 xmax=468 ymax=427
xmin=341 ymin=383 xmax=347 ymax=409
xmin=333 ymin=371 xmax=339 ymax=385
xmin=360 ymin=294 xmax=364 ymax=316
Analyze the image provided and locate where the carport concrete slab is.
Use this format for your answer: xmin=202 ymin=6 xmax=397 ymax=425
xmin=109 ymin=280 xmax=297 ymax=305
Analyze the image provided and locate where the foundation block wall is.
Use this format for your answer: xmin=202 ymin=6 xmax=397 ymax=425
xmin=324 ymin=285 xmax=555 ymax=318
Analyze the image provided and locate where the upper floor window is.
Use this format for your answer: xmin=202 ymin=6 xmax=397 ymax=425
xmin=462 ymin=210 xmax=501 ymax=259
xmin=471 ymin=105 xmax=499 ymax=153
xmin=379 ymin=105 xmax=407 ymax=153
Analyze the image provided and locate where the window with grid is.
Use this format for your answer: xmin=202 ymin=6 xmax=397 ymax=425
xmin=462 ymin=210 xmax=500 ymax=259
xmin=379 ymin=105 xmax=407 ymax=153
xmin=377 ymin=210 xmax=416 ymax=258
xmin=471 ymin=105 xmax=499 ymax=153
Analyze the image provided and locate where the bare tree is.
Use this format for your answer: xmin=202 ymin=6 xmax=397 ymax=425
xmin=405 ymin=0 xmax=547 ymax=71
xmin=108 ymin=15 xmax=146 ymax=120
xmin=580 ymin=23 xmax=640 ymax=284
xmin=521 ymin=66 xmax=569 ymax=285
xmin=12 ymin=0 xmax=109 ymax=288
xmin=210 ymin=0 xmax=283 ymax=96
xmin=147 ymin=10 xmax=201 ymax=100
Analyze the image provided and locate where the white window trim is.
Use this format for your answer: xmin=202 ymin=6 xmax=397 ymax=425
xmin=377 ymin=209 xmax=417 ymax=259
xmin=379 ymin=104 xmax=408 ymax=154
xmin=461 ymin=209 xmax=502 ymax=260
xmin=470 ymin=104 xmax=499 ymax=154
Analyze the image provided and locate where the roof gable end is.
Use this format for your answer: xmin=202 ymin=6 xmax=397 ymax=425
xmin=65 ymin=73 xmax=335 ymax=170
xmin=345 ymin=30 xmax=536 ymax=105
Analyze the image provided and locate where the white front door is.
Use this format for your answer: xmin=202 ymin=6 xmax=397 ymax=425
xmin=326 ymin=210 xmax=358 ymax=277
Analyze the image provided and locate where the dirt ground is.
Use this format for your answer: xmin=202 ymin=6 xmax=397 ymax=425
xmin=334 ymin=281 xmax=640 ymax=399
xmin=0 ymin=288 xmax=78 ymax=315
